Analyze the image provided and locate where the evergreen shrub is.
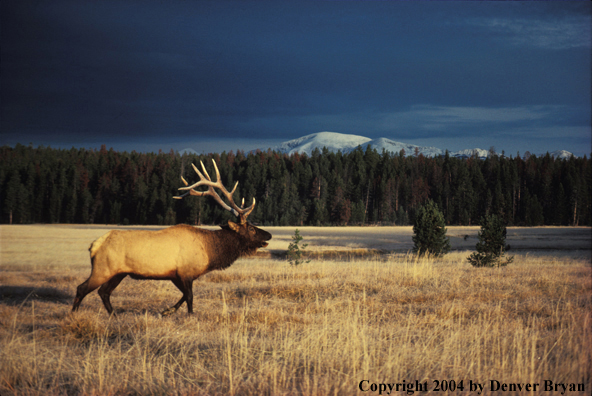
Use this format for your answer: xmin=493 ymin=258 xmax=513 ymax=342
xmin=287 ymin=229 xmax=310 ymax=266
xmin=468 ymin=214 xmax=514 ymax=267
xmin=412 ymin=200 xmax=451 ymax=257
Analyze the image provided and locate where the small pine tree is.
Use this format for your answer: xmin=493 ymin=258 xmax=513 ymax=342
xmin=287 ymin=229 xmax=310 ymax=266
xmin=412 ymin=200 xmax=451 ymax=256
xmin=468 ymin=214 xmax=514 ymax=267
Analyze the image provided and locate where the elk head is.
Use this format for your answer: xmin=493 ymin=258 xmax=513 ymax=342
xmin=174 ymin=159 xmax=271 ymax=249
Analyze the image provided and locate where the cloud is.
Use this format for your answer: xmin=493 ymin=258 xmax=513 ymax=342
xmin=377 ymin=105 xmax=566 ymax=132
xmin=498 ymin=125 xmax=591 ymax=139
xmin=470 ymin=16 xmax=591 ymax=50
xmin=230 ymin=104 xmax=579 ymax=143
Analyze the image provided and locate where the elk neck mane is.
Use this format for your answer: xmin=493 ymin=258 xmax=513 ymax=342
xmin=177 ymin=224 xmax=257 ymax=272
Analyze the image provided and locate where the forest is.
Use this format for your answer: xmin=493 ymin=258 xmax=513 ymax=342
xmin=1 ymin=143 xmax=590 ymax=226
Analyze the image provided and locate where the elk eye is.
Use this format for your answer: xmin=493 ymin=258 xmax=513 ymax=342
xmin=249 ymin=226 xmax=255 ymax=232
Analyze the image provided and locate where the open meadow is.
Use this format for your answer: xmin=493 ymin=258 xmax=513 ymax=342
xmin=1 ymin=225 xmax=591 ymax=395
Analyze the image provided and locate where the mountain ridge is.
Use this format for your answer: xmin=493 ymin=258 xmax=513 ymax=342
xmin=180 ymin=132 xmax=575 ymax=159
xmin=268 ymin=132 xmax=575 ymax=159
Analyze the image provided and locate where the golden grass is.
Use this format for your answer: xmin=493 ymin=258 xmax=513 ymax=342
xmin=0 ymin=225 xmax=591 ymax=395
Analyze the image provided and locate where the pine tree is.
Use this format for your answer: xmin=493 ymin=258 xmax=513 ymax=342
xmin=286 ymin=229 xmax=310 ymax=266
xmin=467 ymin=214 xmax=514 ymax=267
xmin=412 ymin=200 xmax=451 ymax=256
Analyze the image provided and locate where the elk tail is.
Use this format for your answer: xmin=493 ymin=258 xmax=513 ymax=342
xmin=89 ymin=231 xmax=112 ymax=258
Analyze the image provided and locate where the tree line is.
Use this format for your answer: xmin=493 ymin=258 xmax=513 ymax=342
xmin=1 ymin=143 xmax=590 ymax=226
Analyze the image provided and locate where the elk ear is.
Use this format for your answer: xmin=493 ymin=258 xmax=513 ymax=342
xmin=227 ymin=220 xmax=240 ymax=232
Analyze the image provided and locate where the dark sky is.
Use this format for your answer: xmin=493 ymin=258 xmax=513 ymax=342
xmin=2 ymin=1 xmax=591 ymax=156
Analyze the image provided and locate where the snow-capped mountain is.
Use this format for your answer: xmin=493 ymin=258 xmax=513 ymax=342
xmin=452 ymin=148 xmax=490 ymax=159
xmin=359 ymin=137 xmax=444 ymax=157
xmin=272 ymin=132 xmax=444 ymax=157
xmin=274 ymin=132 xmax=371 ymax=156
xmin=549 ymin=150 xmax=574 ymax=160
xmin=266 ymin=132 xmax=575 ymax=159
xmin=180 ymin=131 xmax=575 ymax=159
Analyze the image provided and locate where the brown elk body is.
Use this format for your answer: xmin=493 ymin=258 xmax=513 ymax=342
xmin=72 ymin=160 xmax=272 ymax=316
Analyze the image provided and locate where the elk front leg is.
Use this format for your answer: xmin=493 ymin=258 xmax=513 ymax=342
xmin=162 ymin=278 xmax=191 ymax=316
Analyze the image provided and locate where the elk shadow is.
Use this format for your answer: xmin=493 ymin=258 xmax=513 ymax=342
xmin=0 ymin=286 xmax=72 ymax=306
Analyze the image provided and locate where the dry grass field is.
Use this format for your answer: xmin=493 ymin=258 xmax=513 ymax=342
xmin=1 ymin=225 xmax=591 ymax=395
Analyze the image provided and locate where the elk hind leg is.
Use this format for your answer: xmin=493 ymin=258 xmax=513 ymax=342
xmin=184 ymin=278 xmax=194 ymax=314
xmin=72 ymin=273 xmax=110 ymax=312
xmin=98 ymin=273 xmax=127 ymax=315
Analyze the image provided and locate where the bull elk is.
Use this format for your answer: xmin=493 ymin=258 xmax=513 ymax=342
xmin=72 ymin=159 xmax=271 ymax=316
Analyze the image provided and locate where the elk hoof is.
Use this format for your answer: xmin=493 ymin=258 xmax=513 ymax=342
xmin=161 ymin=307 xmax=176 ymax=317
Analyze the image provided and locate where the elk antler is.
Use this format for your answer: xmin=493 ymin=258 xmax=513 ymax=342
xmin=173 ymin=159 xmax=255 ymax=223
